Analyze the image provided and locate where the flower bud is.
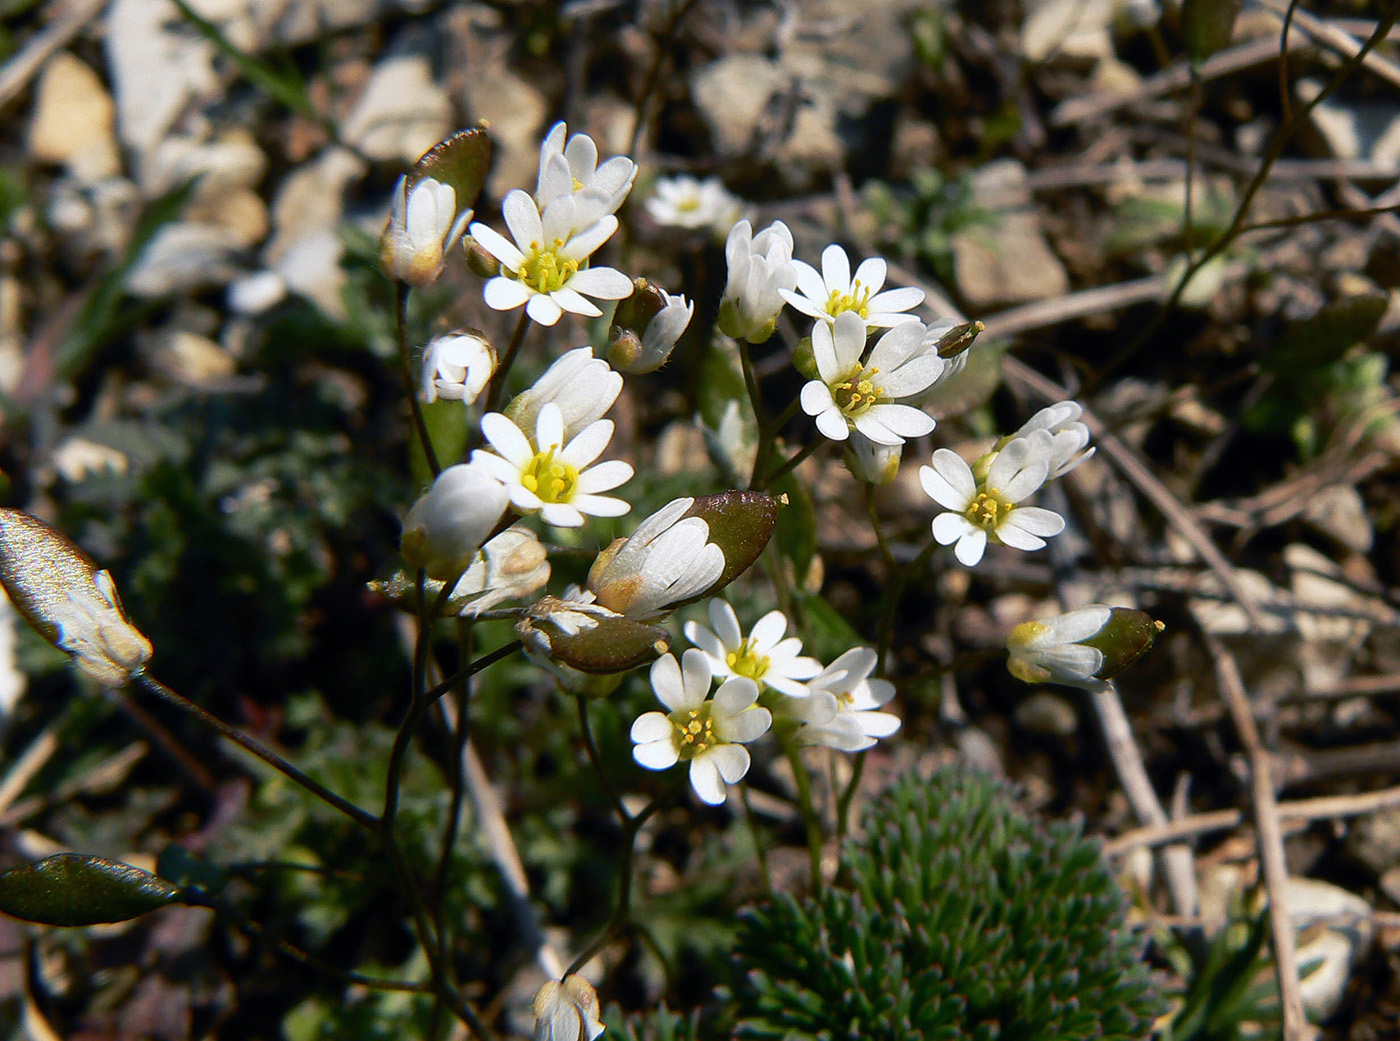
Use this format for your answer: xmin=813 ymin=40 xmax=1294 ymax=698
xmin=929 ymin=319 xmax=984 ymax=359
xmin=0 ymin=509 xmax=152 ymax=686
xmin=845 ymin=435 xmax=901 ymax=486
xmin=370 ymin=526 xmax=550 ymax=618
xmin=531 ymin=976 xmax=604 ymax=1041
xmin=587 ymin=497 xmax=725 ymax=619
xmin=607 ymin=279 xmax=692 ymax=374
xmin=517 ymin=595 xmax=669 ymax=674
xmin=400 ymin=462 xmax=509 ymax=581
xmin=1006 ymin=605 xmax=1162 ymax=691
xmin=504 ymin=347 xmax=622 ymax=442
xmin=421 ymin=331 xmax=495 ymax=405
xmin=379 ymin=175 xmax=471 ymax=288
xmin=464 ymin=234 xmax=502 ymax=278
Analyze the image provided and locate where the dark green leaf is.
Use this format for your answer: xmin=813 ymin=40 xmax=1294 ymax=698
xmin=1182 ymin=0 xmax=1242 ymax=63
xmin=0 ymin=853 xmax=183 ymax=926
xmin=1265 ymin=294 xmax=1387 ymax=375
xmin=412 ymin=128 xmax=493 ymax=215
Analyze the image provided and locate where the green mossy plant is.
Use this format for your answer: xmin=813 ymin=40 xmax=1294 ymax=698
xmin=732 ymin=768 xmax=1164 ymax=1040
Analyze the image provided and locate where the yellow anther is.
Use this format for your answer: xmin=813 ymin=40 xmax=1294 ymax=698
xmin=726 ymin=639 xmax=772 ymax=682
xmin=514 ymin=238 xmax=579 ymax=294
xmin=520 ymin=448 xmax=579 ymax=504
xmin=965 ymin=490 xmax=1012 ymax=530
xmin=673 ymin=707 xmax=716 ymax=757
xmin=825 ymin=278 xmax=873 ymax=319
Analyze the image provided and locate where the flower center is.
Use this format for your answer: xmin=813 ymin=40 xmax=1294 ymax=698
xmin=516 ymin=239 xmax=579 ymax=294
xmin=726 ymin=638 xmax=771 ymax=682
xmin=964 ymin=489 xmax=1013 ymax=530
xmin=832 ymin=367 xmax=884 ymax=418
xmin=672 ymin=706 xmax=717 ymax=758
xmin=825 ymin=279 xmax=872 ymax=319
xmin=520 ymin=447 xmax=579 ymax=504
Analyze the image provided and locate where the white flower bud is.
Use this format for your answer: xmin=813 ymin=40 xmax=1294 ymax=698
xmin=504 ymin=347 xmax=623 ymax=442
xmin=400 ymin=462 xmax=509 ymax=580
xmin=421 ymin=332 xmax=494 ymax=405
xmin=532 ymin=976 xmax=604 ymax=1041
xmin=587 ymin=497 xmax=725 ymax=619
xmin=379 ymin=175 xmax=472 ymax=288
xmin=717 ymin=219 xmax=797 ymax=343
xmin=845 ymin=433 xmax=902 ymax=486
xmin=450 ymin=526 xmax=550 ymax=616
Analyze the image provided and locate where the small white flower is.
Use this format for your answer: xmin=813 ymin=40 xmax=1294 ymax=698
xmin=631 ymin=649 xmax=772 ymax=805
xmin=420 ymin=332 xmax=494 ymax=405
xmin=588 ymin=497 xmax=725 ymax=619
xmin=1006 ymin=605 xmax=1113 ymax=692
xmin=919 ymin=436 xmax=1066 ymax=567
xmin=787 ymin=647 xmax=900 ymax=752
xmin=532 ymin=976 xmax=604 ymax=1041
xmin=473 ymin=403 xmax=632 ymax=528
xmin=505 ymin=346 xmax=622 ymax=442
xmin=535 ymin=121 xmax=636 ymax=230
xmin=471 ymin=191 xmax=633 ymax=326
xmin=645 ymin=175 xmax=741 ymax=233
xmin=717 ymin=219 xmax=797 ymax=343
xmin=632 ymin=289 xmax=693 ymax=374
xmin=684 ymin=600 xmax=822 ymax=699
xmin=800 ymin=311 xmax=941 ymax=445
xmin=1008 ymin=401 xmax=1094 ymax=479
xmin=780 ymin=244 xmax=924 ymax=332
xmin=401 ymin=462 xmax=510 ymax=580
xmin=380 ymin=175 xmax=471 ymax=288
xmin=450 ymin=526 xmax=551 ymax=617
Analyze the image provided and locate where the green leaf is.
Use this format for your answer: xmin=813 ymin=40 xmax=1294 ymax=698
xmin=0 ymin=853 xmax=183 ymax=926
xmin=1182 ymin=0 xmax=1242 ymax=63
xmin=1265 ymin=294 xmax=1387 ymax=376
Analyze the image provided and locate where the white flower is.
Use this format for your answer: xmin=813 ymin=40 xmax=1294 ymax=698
xmin=780 ymin=244 xmax=924 ymax=331
xmin=471 ymin=191 xmax=633 ymax=326
xmin=420 ymin=332 xmax=494 ymax=405
xmin=800 ymin=311 xmax=941 ymax=445
xmin=401 ymin=462 xmax=510 ymax=580
xmin=631 ymin=649 xmax=772 ymax=805
xmin=505 ymin=346 xmax=623 ymax=441
xmin=645 ymin=175 xmax=741 ymax=233
xmin=532 ymin=976 xmax=604 ymax=1041
xmin=1006 ymin=605 xmax=1113 ymax=692
xmin=628 ymin=289 xmax=693 ymax=374
xmin=588 ymin=497 xmax=725 ymax=619
xmin=684 ymin=600 xmax=821 ymax=699
xmin=380 ymin=175 xmax=471 ymax=288
xmin=717 ymin=219 xmax=797 ymax=343
xmin=535 ymin=121 xmax=636 ymax=230
xmin=919 ymin=436 xmax=1066 ymax=567
xmin=1008 ymin=401 xmax=1094 ymax=479
xmin=473 ymin=403 xmax=632 ymax=528
xmin=787 ymin=647 xmax=900 ymax=752
xmin=450 ymin=526 xmax=551 ymax=617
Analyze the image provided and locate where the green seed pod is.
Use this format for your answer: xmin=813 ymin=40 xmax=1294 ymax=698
xmin=1082 ymin=608 xmax=1164 ymax=680
xmin=682 ymin=491 xmax=780 ymax=597
xmin=517 ymin=596 xmax=670 ymax=675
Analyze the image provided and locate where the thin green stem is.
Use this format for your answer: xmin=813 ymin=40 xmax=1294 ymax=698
xmin=835 ymin=750 xmax=866 ymax=844
xmin=759 ymin=438 xmax=825 ymax=491
xmin=431 ymin=621 xmax=476 ymax=948
xmin=865 ymin=483 xmax=894 ymax=569
xmin=396 ymin=282 xmax=441 ymax=477
xmin=786 ymin=747 xmax=825 ymax=896
xmin=740 ymin=782 xmax=772 ymax=895
xmin=565 ymin=781 xmax=678 ymax=977
xmin=484 ymin=312 xmax=531 ymax=413
xmin=577 ymin=695 xmax=628 ymax=825
xmin=136 ymin=674 xmax=378 ymax=832
xmin=737 ymin=338 xmax=770 ymax=488
xmin=875 ymin=539 xmax=939 ymax=672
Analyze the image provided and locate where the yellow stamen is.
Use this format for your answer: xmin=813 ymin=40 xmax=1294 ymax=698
xmin=513 ymin=238 xmax=579 ymax=294
xmin=832 ymin=366 xmax=885 ymax=418
xmin=965 ymin=489 xmax=1013 ymax=530
xmin=726 ymin=638 xmax=771 ymax=683
xmin=673 ymin=707 xmax=717 ymax=757
xmin=825 ymin=278 xmax=873 ymax=319
xmin=520 ymin=447 xmax=579 ymax=504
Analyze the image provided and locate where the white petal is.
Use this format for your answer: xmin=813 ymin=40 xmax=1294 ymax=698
xmin=562 ymin=216 xmax=618 ymax=261
xmin=814 ymin=406 xmax=851 ymax=442
xmin=810 ymin=322 xmax=840 ymax=382
xmin=866 ymin=404 xmax=935 ymax=438
xmin=710 ymin=599 xmax=743 ymax=649
xmin=749 ymin=610 xmax=788 ymax=652
xmin=708 ymin=743 xmax=752 ymax=785
xmin=571 ymin=494 xmax=631 ymax=517
xmin=469 ymin=222 xmax=525 ymax=269
xmin=851 ymin=256 xmax=887 ymax=293
xmin=680 ymin=647 xmax=712 ymax=703
xmin=777 ymin=290 xmax=827 ymax=320
xmin=800 ymin=380 xmax=835 ymax=419
xmin=560 ymin=419 xmax=613 ymax=468
xmin=866 ymin=285 xmax=922 ymax=314
xmin=525 ymin=293 xmax=564 ymax=326
xmin=821 ymin=244 xmax=851 ymax=294
xmin=648 ymin=654 xmax=686 ymax=712
xmin=993 ymin=523 xmax=1046 ymax=552
xmin=790 ymin=261 xmax=828 ymax=304
xmin=920 ymin=450 xmax=975 ymax=509
xmin=931 ymin=511 xmax=974 ymax=546
xmin=713 ymin=676 xmax=760 ymax=717
xmin=684 ymin=623 xmax=729 ymax=667
xmin=718 ymin=705 xmax=770 ymax=745
xmin=850 ymin=412 xmax=905 ymax=446
xmin=566 ymin=266 xmax=633 ymax=299
xmin=539 ymin=502 xmax=584 ymax=527
xmin=501 ymin=190 xmax=543 ymax=248
xmin=550 ymin=286 xmax=603 ymax=317
xmin=688 ymin=755 xmax=726 ymax=804
xmin=630 ymin=712 xmax=673 ymax=744
xmin=483 ymin=277 xmax=531 ymax=311
xmin=480 ymin=413 xmax=535 ymax=465
xmin=953 ymin=529 xmax=987 ymax=566
xmin=633 ymin=737 xmax=679 ymax=770
xmin=1002 ymin=506 xmax=1065 ymax=538
xmin=575 ymin=460 xmax=632 ymax=493
xmin=830 ymin=311 xmax=867 ymax=370
xmin=535 ymin=403 xmax=566 ymax=450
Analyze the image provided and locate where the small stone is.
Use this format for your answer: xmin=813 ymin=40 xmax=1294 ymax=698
xmin=1014 ymin=691 xmax=1079 ymax=737
xmin=226 ymin=271 xmax=287 ymax=316
xmin=342 ymin=54 xmax=451 ymax=163
xmin=1380 ymin=866 xmax=1400 ymax=906
xmin=1346 ymin=807 xmax=1400 ymax=876
xmin=187 ymin=187 xmax=268 ymax=248
xmin=1022 ymin=0 xmax=1118 ymax=62
xmin=1284 ymin=877 xmax=1373 ymax=1022
xmin=28 ymin=53 xmax=121 ymax=182
xmin=952 ymin=161 xmax=1069 ymax=307
xmin=124 ymin=222 xmax=244 ymax=296
xmin=155 ymin=331 xmax=237 ymax=388
xmin=690 ymin=54 xmax=788 ymax=157
xmin=1301 ymin=484 xmax=1373 ymax=554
